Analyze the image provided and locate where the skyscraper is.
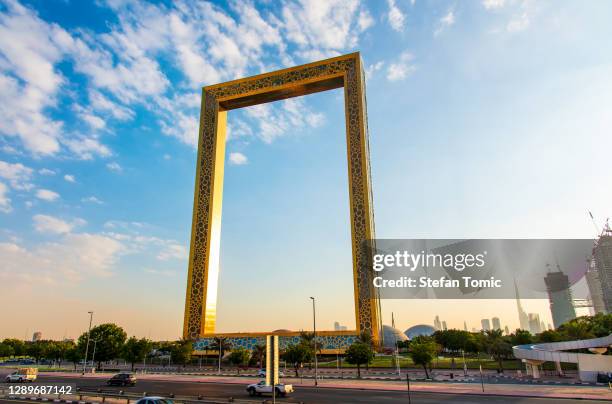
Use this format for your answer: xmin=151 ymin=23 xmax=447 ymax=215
xmin=463 ymin=321 xmax=468 ymax=331
xmin=32 ymin=331 xmax=42 ymax=342
xmin=492 ymin=317 xmax=501 ymax=330
xmin=544 ymin=266 xmax=576 ymax=328
xmin=528 ymin=313 xmax=542 ymax=334
xmin=591 ymin=227 xmax=612 ymax=313
xmin=441 ymin=321 xmax=447 ymax=331
xmin=481 ymin=318 xmax=491 ymax=331
xmin=515 ymin=279 xmax=530 ymax=330
xmin=434 ymin=315 xmax=442 ymax=331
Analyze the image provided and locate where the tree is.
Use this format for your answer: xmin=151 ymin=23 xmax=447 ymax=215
xmin=433 ymin=330 xmax=472 ymax=354
xmin=2 ymin=339 xmax=26 ymax=356
xmin=122 ymin=337 xmax=151 ymax=371
xmin=77 ymin=323 xmax=127 ymax=369
xmin=484 ymin=330 xmax=512 ymax=373
xmin=538 ymin=329 xmax=563 ymax=343
xmin=282 ymin=343 xmax=311 ymax=377
xmin=170 ymin=339 xmax=192 ymax=368
xmin=407 ymin=339 xmax=439 ymax=379
xmin=0 ymin=343 xmax=14 ymax=358
xmin=26 ymin=341 xmax=47 ymax=363
xmin=65 ymin=346 xmax=82 ymax=371
xmin=252 ymin=344 xmax=266 ymax=369
xmin=344 ymin=342 xmax=374 ymax=378
xmin=228 ymin=348 xmax=250 ymax=374
xmin=46 ymin=341 xmax=73 ymax=367
xmin=510 ymin=329 xmax=532 ymax=346
xmin=210 ymin=337 xmax=231 ymax=359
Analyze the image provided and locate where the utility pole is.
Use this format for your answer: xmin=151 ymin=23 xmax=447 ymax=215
xmin=310 ymin=297 xmax=318 ymax=386
xmin=82 ymin=311 xmax=93 ymax=375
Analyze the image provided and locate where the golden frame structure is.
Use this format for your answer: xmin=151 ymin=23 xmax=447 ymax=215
xmin=183 ymin=52 xmax=381 ymax=344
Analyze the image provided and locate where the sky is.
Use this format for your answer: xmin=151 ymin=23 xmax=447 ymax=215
xmin=1 ymin=0 xmax=611 ymax=341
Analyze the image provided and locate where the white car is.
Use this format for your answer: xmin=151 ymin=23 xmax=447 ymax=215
xmin=5 ymin=368 xmax=37 ymax=383
xmin=246 ymin=381 xmax=294 ymax=397
xmin=257 ymin=369 xmax=285 ymax=377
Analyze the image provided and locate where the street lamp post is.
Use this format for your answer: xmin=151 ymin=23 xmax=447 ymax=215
xmin=91 ymin=339 xmax=99 ymax=371
xmin=309 ymin=297 xmax=318 ymax=386
xmin=82 ymin=311 xmax=93 ymax=375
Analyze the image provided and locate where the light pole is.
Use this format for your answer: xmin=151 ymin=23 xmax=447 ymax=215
xmin=82 ymin=311 xmax=93 ymax=375
xmin=310 ymin=297 xmax=318 ymax=386
xmin=91 ymin=339 xmax=99 ymax=371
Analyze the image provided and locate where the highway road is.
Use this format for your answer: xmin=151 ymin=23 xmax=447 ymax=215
xmin=1 ymin=372 xmax=609 ymax=404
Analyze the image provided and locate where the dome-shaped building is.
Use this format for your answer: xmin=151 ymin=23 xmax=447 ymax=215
xmin=404 ymin=324 xmax=436 ymax=339
xmin=382 ymin=325 xmax=408 ymax=349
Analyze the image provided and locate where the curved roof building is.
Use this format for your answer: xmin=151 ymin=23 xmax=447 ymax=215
xmin=382 ymin=325 xmax=408 ymax=348
xmin=404 ymin=324 xmax=436 ymax=339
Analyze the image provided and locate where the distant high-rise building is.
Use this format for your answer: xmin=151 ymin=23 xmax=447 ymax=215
xmin=463 ymin=321 xmax=468 ymax=332
xmin=514 ymin=279 xmax=530 ymax=330
xmin=492 ymin=317 xmax=501 ymax=330
xmin=434 ymin=315 xmax=442 ymax=331
xmin=504 ymin=326 xmax=510 ymax=335
xmin=591 ymin=228 xmax=612 ymax=313
xmin=481 ymin=318 xmax=491 ymax=331
xmin=544 ymin=266 xmax=576 ymax=328
xmin=32 ymin=331 xmax=42 ymax=342
xmin=528 ymin=313 xmax=542 ymax=334
xmin=334 ymin=321 xmax=347 ymax=331
xmin=441 ymin=321 xmax=447 ymax=331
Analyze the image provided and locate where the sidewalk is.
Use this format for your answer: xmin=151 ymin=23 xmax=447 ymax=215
xmin=49 ymin=372 xmax=612 ymax=401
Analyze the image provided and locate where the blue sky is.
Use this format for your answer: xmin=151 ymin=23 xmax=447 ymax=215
xmin=1 ymin=0 xmax=611 ymax=340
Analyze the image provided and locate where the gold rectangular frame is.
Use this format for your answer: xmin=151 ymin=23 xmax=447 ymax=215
xmin=183 ymin=52 xmax=381 ymax=344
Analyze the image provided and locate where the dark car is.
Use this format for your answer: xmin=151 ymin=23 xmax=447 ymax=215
xmin=107 ymin=373 xmax=136 ymax=386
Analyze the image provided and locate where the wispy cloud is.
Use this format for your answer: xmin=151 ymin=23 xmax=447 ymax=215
xmin=387 ymin=0 xmax=405 ymax=32
xmin=435 ymin=9 xmax=455 ymax=37
xmin=386 ymin=52 xmax=416 ymax=81
xmin=35 ymin=189 xmax=59 ymax=202
xmin=229 ymin=152 xmax=248 ymax=165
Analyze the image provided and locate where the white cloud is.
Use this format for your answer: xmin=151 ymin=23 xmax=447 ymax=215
xmin=35 ymin=189 xmax=59 ymax=201
xmin=386 ymin=52 xmax=416 ymax=81
xmin=0 ymin=182 xmax=11 ymax=213
xmin=156 ymin=243 xmax=188 ymax=261
xmin=387 ymin=0 xmax=405 ymax=32
xmin=435 ymin=9 xmax=455 ymax=37
xmin=106 ymin=161 xmax=122 ymax=172
xmin=63 ymin=135 xmax=111 ymax=160
xmin=229 ymin=152 xmax=248 ymax=165
xmin=33 ymin=214 xmax=83 ymax=234
xmin=483 ymin=0 xmax=506 ymax=10
xmin=0 ymin=1 xmax=72 ymax=155
xmin=38 ymin=168 xmax=55 ymax=176
xmin=81 ymin=196 xmax=103 ymax=204
xmin=242 ymin=98 xmax=325 ymax=144
xmin=0 ymin=160 xmax=33 ymax=190
xmin=88 ymin=90 xmax=134 ymax=121
xmin=63 ymin=174 xmax=75 ymax=183
xmin=365 ymin=61 xmax=384 ymax=80
xmin=0 ymin=233 xmax=123 ymax=285
xmin=357 ymin=8 xmax=374 ymax=32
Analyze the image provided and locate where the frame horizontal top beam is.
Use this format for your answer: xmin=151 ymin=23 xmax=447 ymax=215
xmin=216 ymin=75 xmax=344 ymax=110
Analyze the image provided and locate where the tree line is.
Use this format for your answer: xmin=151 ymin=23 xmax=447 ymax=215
xmin=1 ymin=314 xmax=609 ymax=377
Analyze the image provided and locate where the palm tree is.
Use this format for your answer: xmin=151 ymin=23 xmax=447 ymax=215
xmin=357 ymin=331 xmax=374 ymax=370
xmin=253 ymin=344 xmax=266 ymax=369
xmin=210 ymin=337 xmax=231 ymax=370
